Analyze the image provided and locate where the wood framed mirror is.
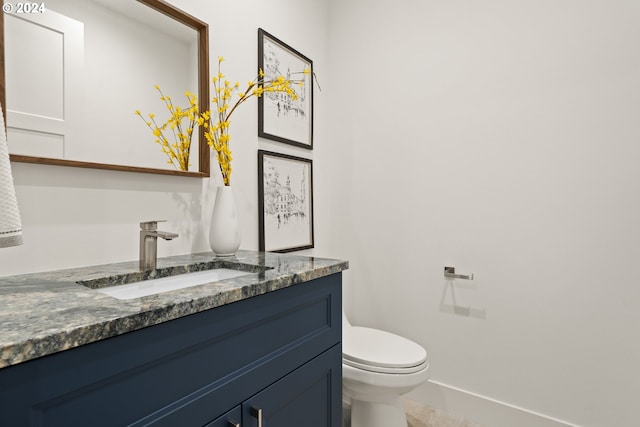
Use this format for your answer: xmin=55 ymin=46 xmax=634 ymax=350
xmin=0 ymin=0 xmax=210 ymax=177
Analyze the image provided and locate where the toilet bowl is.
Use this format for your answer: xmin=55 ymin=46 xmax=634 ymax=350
xmin=342 ymin=311 xmax=430 ymax=427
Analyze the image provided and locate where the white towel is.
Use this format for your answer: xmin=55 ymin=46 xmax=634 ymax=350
xmin=0 ymin=103 xmax=23 ymax=248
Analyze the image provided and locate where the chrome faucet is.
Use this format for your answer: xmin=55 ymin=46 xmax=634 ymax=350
xmin=139 ymin=220 xmax=178 ymax=270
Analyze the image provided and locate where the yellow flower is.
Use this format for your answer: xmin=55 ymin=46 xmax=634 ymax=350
xmin=136 ymin=85 xmax=199 ymax=172
xmin=200 ymin=58 xmax=310 ymax=186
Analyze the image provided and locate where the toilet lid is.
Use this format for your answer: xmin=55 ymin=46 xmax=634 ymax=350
xmin=342 ymin=326 xmax=427 ymax=373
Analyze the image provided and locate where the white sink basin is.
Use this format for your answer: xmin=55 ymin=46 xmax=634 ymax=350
xmin=96 ymin=268 xmax=253 ymax=300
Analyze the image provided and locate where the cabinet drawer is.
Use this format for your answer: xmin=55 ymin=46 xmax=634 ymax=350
xmin=0 ymin=273 xmax=342 ymax=427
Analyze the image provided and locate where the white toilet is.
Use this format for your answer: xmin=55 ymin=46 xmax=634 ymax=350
xmin=342 ymin=310 xmax=430 ymax=427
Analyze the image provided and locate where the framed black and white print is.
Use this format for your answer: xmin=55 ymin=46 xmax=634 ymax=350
xmin=258 ymin=150 xmax=314 ymax=252
xmin=258 ymin=28 xmax=313 ymax=149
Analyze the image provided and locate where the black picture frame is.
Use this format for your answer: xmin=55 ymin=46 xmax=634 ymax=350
xmin=258 ymin=28 xmax=313 ymax=149
xmin=258 ymin=150 xmax=314 ymax=252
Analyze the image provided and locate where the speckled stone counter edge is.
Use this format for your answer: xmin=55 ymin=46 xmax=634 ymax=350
xmin=0 ymin=250 xmax=348 ymax=369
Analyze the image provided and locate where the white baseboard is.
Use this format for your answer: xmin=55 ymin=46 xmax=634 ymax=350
xmin=406 ymin=380 xmax=582 ymax=427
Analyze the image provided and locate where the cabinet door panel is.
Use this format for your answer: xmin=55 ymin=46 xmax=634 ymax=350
xmin=204 ymin=406 xmax=241 ymax=427
xmin=243 ymin=344 xmax=342 ymax=427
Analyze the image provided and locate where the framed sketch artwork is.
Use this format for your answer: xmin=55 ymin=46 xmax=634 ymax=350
xmin=258 ymin=28 xmax=313 ymax=149
xmin=258 ymin=150 xmax=314 ymax=252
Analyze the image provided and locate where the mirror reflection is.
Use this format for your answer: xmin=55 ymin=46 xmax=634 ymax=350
xmin=3 ymin=0 xmax=208 ymax=175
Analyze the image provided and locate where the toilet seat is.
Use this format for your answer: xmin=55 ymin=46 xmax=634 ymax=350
xmin=342 ymin=326 xmax=428 ymax=374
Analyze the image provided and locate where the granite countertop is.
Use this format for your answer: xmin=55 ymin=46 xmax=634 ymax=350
xmin=0 ymin=250 xmax=348 ymax=369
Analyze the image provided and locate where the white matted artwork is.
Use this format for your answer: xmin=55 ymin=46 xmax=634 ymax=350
xmin=258 ymin=28 xmax=313 ymax=149
xmin=258 ymin=150 xmax=314 ymax=252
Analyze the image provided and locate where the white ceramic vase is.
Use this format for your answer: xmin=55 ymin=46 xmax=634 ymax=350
xmin=209 ymin=185 xmax=241 ymax=256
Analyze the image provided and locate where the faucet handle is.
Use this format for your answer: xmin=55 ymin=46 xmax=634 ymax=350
xmin=140 ymin=220 xmax=166 ymax=231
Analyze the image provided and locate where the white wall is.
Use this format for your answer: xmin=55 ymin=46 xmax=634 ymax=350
xmin=327 ymin=0 xmax=640 ymax=426
xmin=0 ymin=0 xmax=334 ymax=276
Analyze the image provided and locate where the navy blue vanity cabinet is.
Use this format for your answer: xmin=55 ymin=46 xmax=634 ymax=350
xmin=0 ymin=273 xmax=342 ymax=427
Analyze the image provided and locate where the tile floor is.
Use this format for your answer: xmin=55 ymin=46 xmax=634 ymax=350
xmin=343 ymin=398 xmax=483 ymax=427
xmin=404 ymin=398 xmax=484 ymax=427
